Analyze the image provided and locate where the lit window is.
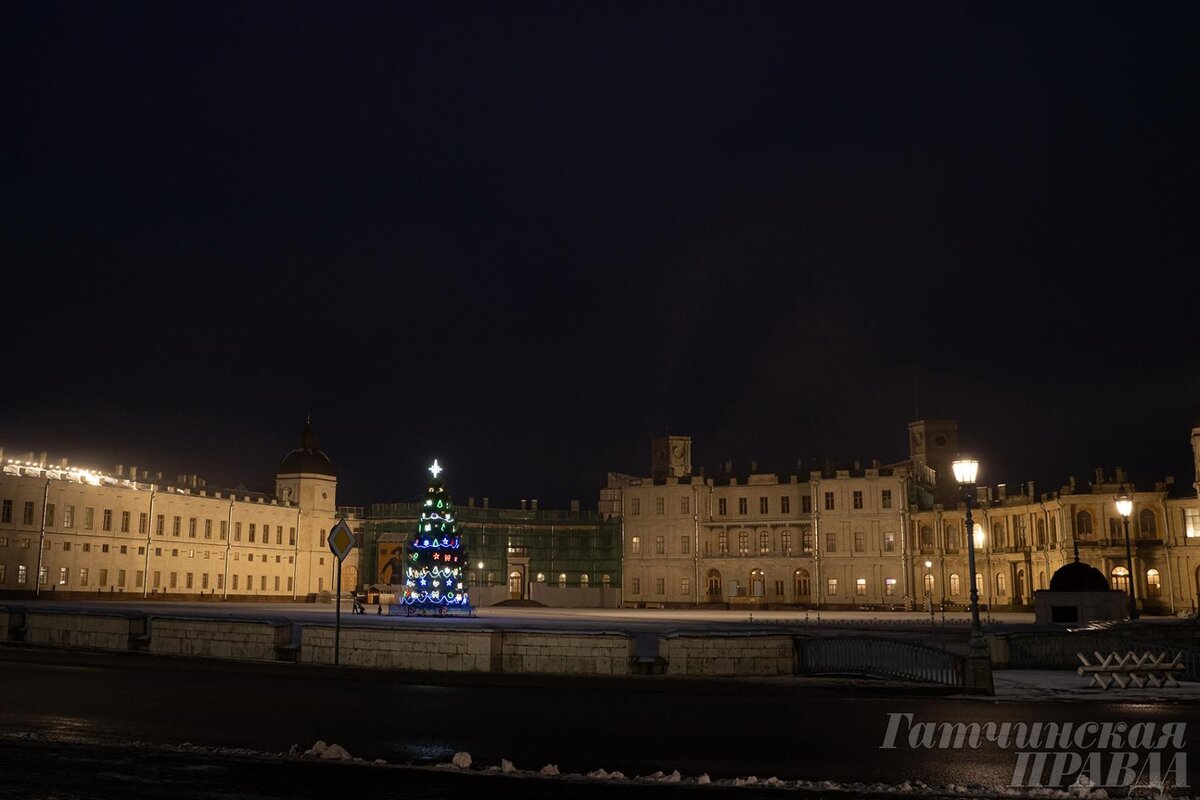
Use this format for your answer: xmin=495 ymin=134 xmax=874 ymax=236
xmin=855 ymin=578 xmax=867 ymax=596
xmin=1146 ymin=569 xmax=1162 ymax=597
xmin=885 ymin=577 xmax=897 ymax=596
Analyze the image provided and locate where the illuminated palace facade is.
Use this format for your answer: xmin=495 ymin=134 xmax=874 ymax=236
xmin=608 ymin=414 xmax=1200 ymax=614
xmin=0 ymin=422 xmax=357 ymax=600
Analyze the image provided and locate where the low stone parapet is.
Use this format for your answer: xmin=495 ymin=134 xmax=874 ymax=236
xmin=663 ymin=632 xmax=795 ymax=676
xmin=301 ymin=625 xmax=500 ymax=671
xmin=24 ymin=609 xmax=146 ymax=651
xmin=500 ymin=631 xmax=631 ymax=675
xmin=300 ymin=626 xmax=634 ymax=675
xmin=148 ymin=617 xmax=292 ymax=661
xmin=0 ymin=605 xmax=26 ymax=641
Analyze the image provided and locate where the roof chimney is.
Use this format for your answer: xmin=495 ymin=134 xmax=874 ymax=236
xmin=483 ymin=497 xmax=489 ymax=509
xmin=998 ymin=483 xmax=1007 ymax=501
xmin=531 ymin=499 xmax=538 ymax=511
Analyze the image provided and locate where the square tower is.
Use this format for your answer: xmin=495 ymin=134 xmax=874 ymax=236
xmin=651 ymin=435 xmax=692 ymax=480
xmin=908 ymin=419 xmax=959 ymax=503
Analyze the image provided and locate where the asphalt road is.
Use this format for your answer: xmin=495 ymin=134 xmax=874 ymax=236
xmin=0 ymin=646 xmax=1195 ymax=795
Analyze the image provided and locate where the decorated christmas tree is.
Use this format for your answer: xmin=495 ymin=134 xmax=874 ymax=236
xmin=402 ymin=460 xmax=471 ymax=614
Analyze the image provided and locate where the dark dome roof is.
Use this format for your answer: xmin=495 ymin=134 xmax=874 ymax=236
xmin=277 ymin=421 xmax=335 ymax=477
xmin=1048 ymin=560 xmax=1110 ymax=592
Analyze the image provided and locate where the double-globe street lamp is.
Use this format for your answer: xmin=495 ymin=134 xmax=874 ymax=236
xmin=952 ymin=458 xmax=993 ymax=693
xmin=1115 ymin=493 xmax=1139 ymax=620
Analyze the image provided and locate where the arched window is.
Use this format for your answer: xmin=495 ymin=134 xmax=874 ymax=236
xmin=995 ymin=572 xmax=1007 ymax=596
xmin=793 ymin=568 xmax=810 ymax=597
xmin=750 ymin=568 xmax=765 ymax=597
xmin=467 ymin=571 xmax=477 ymax=587
xmin=944 ymin=524 xmax=958 ymax=550
xmin=1108 ymin=518 xmax=1122 ymax=539
xmin=1146 ymin=569 xmax=1162 ymax=597
xmin=508 ymin=571 xmax=522 ymax=595
xmin=1037 ymin=570 xmax=1045 ymax=590
xmin=601 ymin=574 xmax=611 ymax=587
xmin=558 ymin=573 xmax=567 ymax=587
xmin=486 ymin=571 xmax=496 ymax=587
xmin=920 ymin=526 xmax=933 ymax=549
xmin=1015 ymin=568 xmax=1026 ymax=599
xmin=1050 ymin=516 xmax=1058 ymax=543
xmin=706 ymin=568 xmax=722 ymax=596
xmin=536 ymin=572 xmax=546 ymax=582
xmin=580 ymin=574 xmax=589 ymax=586
xmin=975 ymin=573 xmax=983 ymax=595
xmin=1036 ymin=519 xmax=1046 ymax=547
xmin=923 ymin=573 xmax=934 ymax=597
xmin=993 ymin=521 xmax=1006 ymax=547
xmin=1075 ymin=510 xmax=1093 ymax=538
xmin=738 ymin=531 xmax=749 ymax=555
xmin=759 ymin=531 xmax=770 ymax=554
xmin=949 ymin=573 xmax=961 ymax=596
xmin=1110 ymin=566 xmax=1129 ymax=593
xmin=1139 ymin=509 xmax=1157 ymax=538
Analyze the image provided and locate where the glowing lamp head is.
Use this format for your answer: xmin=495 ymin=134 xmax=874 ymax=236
xmin=1115 ymin=495 xmax=1133 ymax=519
xmin=924 ymin=560 xmax=932 ymax=569
xmin=951 ymin=459 xmax=979 ymax=486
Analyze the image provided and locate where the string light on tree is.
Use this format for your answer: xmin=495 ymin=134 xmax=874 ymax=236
xmin=403 ymin=460 xmax=472 ymax=614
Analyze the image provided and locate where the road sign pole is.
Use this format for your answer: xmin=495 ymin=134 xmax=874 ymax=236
xmin=327 ymin=518 xmax=354 ymax=668
xmin=335 ymin=558 xmax=342 ymax=666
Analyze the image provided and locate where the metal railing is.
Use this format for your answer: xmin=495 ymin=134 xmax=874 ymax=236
xmin=795 ymin=636 xmax=965 ymax=686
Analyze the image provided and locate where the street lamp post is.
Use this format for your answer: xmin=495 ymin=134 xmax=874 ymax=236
xmin=1115 ymin=494 xmax=1138 ymax=620
xmin=953 ymin=458 xmax=993 ymax=694
xmin=924 ymin=559 xmax=935 ymax=635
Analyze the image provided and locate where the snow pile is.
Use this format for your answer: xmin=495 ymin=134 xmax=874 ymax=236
xmin=451 ymin=752 xmax=472 ymax=769
xmin=303 ymin=741 xmax=353 ymax=761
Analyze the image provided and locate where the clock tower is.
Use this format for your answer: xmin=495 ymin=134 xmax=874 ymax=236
xmin=908 ymin=419 xmax=959 ymax=503
xmin=651 ymin=435 xmax=692 ymax=480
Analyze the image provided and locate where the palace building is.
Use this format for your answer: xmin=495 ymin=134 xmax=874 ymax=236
xmin=607 ymin=413 xmax=1200 ymax=615
xmin=356 ymin=497 xmax=621 ymax=607
xmin=0 ymin=421 xmax=356 ymax=600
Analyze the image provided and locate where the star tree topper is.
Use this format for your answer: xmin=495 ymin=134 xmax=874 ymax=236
xmin=429 ymin=459 xmax=443 ymax=479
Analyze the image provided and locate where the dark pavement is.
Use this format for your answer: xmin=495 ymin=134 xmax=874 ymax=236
xmin=0 ymin=646 xmax=1196 ymax=795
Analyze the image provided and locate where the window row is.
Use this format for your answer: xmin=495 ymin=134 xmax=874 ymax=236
xmin=1 ymin=501 xmax=298 ymax=545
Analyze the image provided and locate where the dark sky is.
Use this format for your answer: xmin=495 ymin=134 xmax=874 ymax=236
xmin=6 ymin=2 xmax=1199 ymax=508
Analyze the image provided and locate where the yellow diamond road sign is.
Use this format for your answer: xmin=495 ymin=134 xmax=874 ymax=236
xmin=329 ymin=519 xmax=354 ymax=563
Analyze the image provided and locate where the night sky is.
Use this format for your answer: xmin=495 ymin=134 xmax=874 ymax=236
xmin=6 ymin=2 xmax=1199 ymax=508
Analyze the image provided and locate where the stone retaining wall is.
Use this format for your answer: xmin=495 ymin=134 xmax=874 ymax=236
xmin=499 ymin=631 xmax=631 ymax=674
xmin=301 ymin=626 xmax=631 ymax=674
xmin=24 ymin=610 xmax=145 ymax=651
xmin=0 ymin=606 xmax=25 ymax=641
xmin=663 ymin=633 xmax=795 ymax=676
xmin=148 ymin=617 xmax=291 ymax=661
xmin=301 ymin=626 xmax=500 ymax=671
